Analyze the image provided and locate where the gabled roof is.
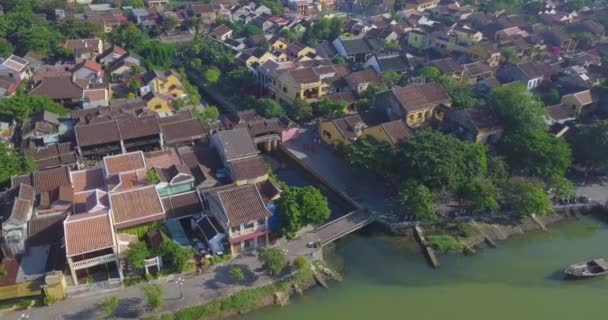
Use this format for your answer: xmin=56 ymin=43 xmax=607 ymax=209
xmin=214 ymin=127 xmax=258 ymax=161
xmin=391 ymin=82 xmax=451 ymax=113
xmin=64 ymin=211 xmax=114 ymax=257
xmin=563 ymin=90 xmax=594 ymax=106
xmin=375 ymin=54 xmax=409 ymax=73
xmin=230 ymin=156 xmax=267 ymax=182
xmin=161 ymin=191 xmax=203 ymax=220
xmin=71 ymin=167 xmax=106 ymax=193
xmin=345 ymin=69 xmax=383 ymax=87
xmin=109 ymin=185 xmax=165 ymax=229
xmin=380 ymin=120 xmax=413 ymax=144
xmin=430 ymin=58 xmax=463 ymax=75
xmin=210 ymin=24 xmax=233 ymax=37
xmin=30 ymin=76 xmax=84 ymax=100
xmin=104 ymin=151 xmax=146 ymax=176
xmin=339 ymin=37 xmax=382 ymax=55
xmin=1 ymin=55 xmax=29 ymax=73
xmin=216 ymin=184 xmax=271 ymax=227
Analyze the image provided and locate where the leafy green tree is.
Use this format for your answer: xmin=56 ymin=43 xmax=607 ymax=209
xmin=548 ymin=175 xmax=575 ymax=199
xmin=502 ymin=178 xmax=551 ymax=216
xmin=161 ymin=16 xmax=179 ymax=34
xmin=129 ymin=78 xmax=142 ymax=94
xmin=203 ymin=67 xmax=221 ymax=84
xmin=572 ymin=120 xmax=608 ymax=172
xmin=229 ymin=267 xmax=245 ymax=282
xmin=277 ymin=186 xmax=330 ymax=237
xmin=279 ymin=28 xmax=302 ymax=43
xmin=142 ymin=284 xmax=163 ymax=310
xmin=383 ymin=72 xmax=401 ymax=88
xmin=290 ymin=98 xmax=313 ymax=122
xmin=125 ymin=241 xmax=150 ymax=271
xmin=542 ymin=88 xmax=560 ymax=106
xmin=487 ymin=156 xmax=510 ymax=181
xmin=399 ymin=181 xmax=437 ymax=221
xmin=438 ymin=75 xmax=478 ymax=108
xmin=460 ymin=178 xmax=499 ymax=214
xmin=499 ymin=129 xmax=572 ymax=178
xmin=141 ymin=41 xmax=176 ymax=70
xmin=193 ymin=106 xmax=220 ymax=123
xmin=297 ymin=186 xmax=331 ymax=225
xmin=123 ymin=0 xmax=145 ymax=7
xmin=173 ymin=98 xmax=185 ymax=110
xmin=155 ymin=239 xmax=194 ymax=272
xmin=109 ymin=23 xmax=149 ymax=51
xmin=313 ymin=98 xmax=346 ymax=117
xmin=101 ymin=296 xmax=119 ymax=318
xmin=0 ymin=95 xmax=68 ymax=121
xmin=258 ymin=247 xmax=287 ymax=276
xmin=345 ymin=137 xmax=395 ymax=177
xmin=259 ymin=0 xmax=283 ymax=15
xmin=255 ymin=99 xmax=285 ymax=118
xmin=0 ymin=143 xmax=36 ymax=185
xmin=489 ymin=83 xmax=547 ymax=133
xmin=225 ymin=68 xmax=252 ymax=88
xmin=302 ymin=17 xmax=343 ymax=46
xmin=244 ymin=25 xmax=263 ymax=36
xmin=145 ymin=169 xmax=160 ymax=184
xmin=16 ymin=26 xmax=62 ymax=56
xmin=331 ymin=55 xmax=346 ymax=64
xmin=0 ymin=38 xmax=14 ymax=57
xmin=398 ymin=130 xmax=487 ymax=190
xmin=500 ymin=47 xmax=519 ymax=65
xmin=51 ymin=17 xmax=101 ymax=39
xmin=419 ymin=66 xmax=441 ymax=82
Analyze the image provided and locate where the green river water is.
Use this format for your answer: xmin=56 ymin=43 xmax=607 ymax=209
xmin=243 ymin=217 xmax=608 ymax=320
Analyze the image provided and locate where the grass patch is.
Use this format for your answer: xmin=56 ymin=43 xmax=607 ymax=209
xmin=174 ymin=272 xmax=309 ymax=320
xmin=427 ymin=234 xmax=464 ymax=253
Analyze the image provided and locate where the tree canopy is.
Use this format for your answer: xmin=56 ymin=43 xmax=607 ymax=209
xmin=0 ymin=95 xmax=68 ymax=121
xmin=498 ymin=129 xmax=572 ymax=179
xmin=438 ymin=75 xmax=478 ymax=108
xmin=398 ymin=130 xmax=487 ymax=190
xmin=489 ymin=84 xmax=546 ymax=133
xmin=276 ymin=186 xmax=331 ymax=238
xmin=502 ymin=178 xmax=551 ymax=216
xmin=419 ymin=66 xmax=441 ymax=82
xmin=345 ymin=137 xmax=394 ymax=177
xmin=460 ymin=178 xmax=499 ymax=214
xmin=302 ymin=17 xmax=343 ymax=47
xmin=313 ymin=98 xmax=346 ymax=117
xmin=141 ymin=41 xmax=175 ymax=70
xmin=254 ymin=99 xmax=285 ymax=118
xmin=399 ymin=181 xmax=437 ymax=221
xmin=572 ymin=120 xmax=608 ymax=172
xmin=258 ymin=247 xmax=287 ymax=276
xmin=0 ymin=143 xmax=36 ymax=185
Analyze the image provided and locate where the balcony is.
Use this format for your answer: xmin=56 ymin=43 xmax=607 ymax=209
xmin=71 ymin=253 xmax=117 ymax=270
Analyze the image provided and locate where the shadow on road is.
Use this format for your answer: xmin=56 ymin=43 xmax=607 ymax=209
xmin=115 ymin=297 xmax=144 ymax=318
xmin=205 ymin=264 xmax=258 ymax=289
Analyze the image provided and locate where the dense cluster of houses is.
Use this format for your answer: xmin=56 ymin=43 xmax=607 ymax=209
xmin=0 ymin=0 xmax=608 ymax=303
xmin=200 ymin=0 xmax=608 ymax=147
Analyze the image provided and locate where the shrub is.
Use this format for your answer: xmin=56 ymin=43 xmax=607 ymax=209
xmin=258 ymin=247 xmax=287 ymax=276
xmin=142 ymin=284 xmax=163 ymax=310
xmin=455 ymin=223 xmax=478 ymax=238
xmin=101 ymin=296 xmax=119 ymax=318
xmin=427 ymin=235 xmax=464 ymax=253
xmin=229 ymin=267 xmax=245 ymax=282
xmin=43 ymin=295 xmax=56 ymax=306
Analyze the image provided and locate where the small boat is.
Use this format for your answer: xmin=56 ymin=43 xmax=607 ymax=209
xmin=565 ymin=258 xmax=608 ymax=278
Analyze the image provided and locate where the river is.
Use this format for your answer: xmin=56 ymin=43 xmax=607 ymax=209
xmin=242 ymin=217 xmax=608 ymax=320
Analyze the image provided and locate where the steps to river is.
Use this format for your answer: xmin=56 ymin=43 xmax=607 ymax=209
xmin=413 ymin=225 xmax=440 ymax=268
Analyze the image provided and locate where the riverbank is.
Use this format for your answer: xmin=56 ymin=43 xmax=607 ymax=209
xmin=376 ymin=206 xmax=606 ymax=256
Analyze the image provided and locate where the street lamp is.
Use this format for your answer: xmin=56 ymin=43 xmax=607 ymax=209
xmin=177 ymin=277 xmax=185 ymax=300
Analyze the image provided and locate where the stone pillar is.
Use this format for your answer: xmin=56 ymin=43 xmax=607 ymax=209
xmin=266 ymin=139 xmax=271 ymax=151
xmin=68 ymin=258 xmax=78 ymax=286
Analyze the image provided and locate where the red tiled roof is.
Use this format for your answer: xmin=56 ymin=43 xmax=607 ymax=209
xmin=64 ymin=211 xmax=114 ymax=257
xmin=144 ymin=148 xmax=182 ymax=169
xmin=109 ymin=186 xmax=164 ymax=229
xmin=230 ymin=156 xmax=267 ymax=182
xmin=161 ymin=191 xmax=203 ymax=220
xmin=380 ymin=120 xmax=413 ymax=144
xmin=71 ymin=167 xmax=106 ymax=193
xmin=104 ymin=151 xmax=146 ymax=175
xmin=217 ymin=184 xmax=270 ymax=227
xmin=33 ymin=167 xmax=71 ymax=193
xmin=391 ymin=82 xmax=451 ymax=113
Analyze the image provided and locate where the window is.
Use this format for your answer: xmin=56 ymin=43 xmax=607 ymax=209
xmin=257 ymin=218 xmax=265 ymax=226
xmin=245 ymin=222 xmax=254 ymax=229
xmin=417 ymin=112 xmax=422 ymax=119
xmin=231 ymin=226 xmax=240 ymax=234
xmin=323 ymin=130 xmax=332 ymax=139
xmin=154 ymin=104 xmax=162 ymax=110
xmin=282 ymin=86 xmax=287 ymax=93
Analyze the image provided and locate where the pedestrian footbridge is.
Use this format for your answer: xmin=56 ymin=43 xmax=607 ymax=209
xmin=315 ymin=209 xmax=376 ymax=246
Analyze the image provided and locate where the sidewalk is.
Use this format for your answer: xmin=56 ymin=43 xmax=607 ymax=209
xmin=2 ymin=255 xmax=274 ymax=320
